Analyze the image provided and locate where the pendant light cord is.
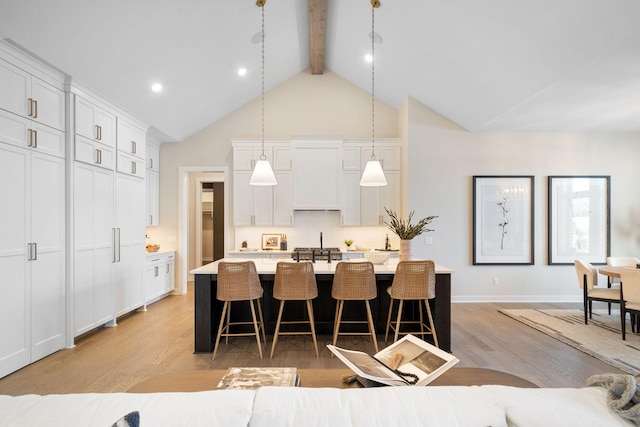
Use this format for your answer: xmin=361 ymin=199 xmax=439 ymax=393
xmin=260 ymin=3 xmax=266 ymax=161
xmin=370 ymin=4 xmax=376 ymax=160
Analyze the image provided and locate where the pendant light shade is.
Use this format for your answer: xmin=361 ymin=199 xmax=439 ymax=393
xmin=250 ymin=0 xmax=277 ymax=186
xmin=250 ymin=158 xmax=277 ymax=186
xmin=360 ymin=159 xmax=387 ymax=186
xmin=360 ymin=0 xmax=386 ymax=187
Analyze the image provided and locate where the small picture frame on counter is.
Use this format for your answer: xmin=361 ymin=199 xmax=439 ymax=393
xmin=262 ymin=234 xmax=281 ymax=250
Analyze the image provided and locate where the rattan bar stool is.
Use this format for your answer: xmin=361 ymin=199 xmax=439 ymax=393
xmin=270 ymin=261 xmax=319 ymax=358
xmin=331 ymin=261 xmax=378 ymax=353
xmin=384 ymin=260 xmax=439 ymax=347
xmin=213 ymin=261 xmax=266 ymax=360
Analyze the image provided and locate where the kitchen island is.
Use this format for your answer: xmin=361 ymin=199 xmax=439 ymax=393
xmin=190 ymin=259 xmax=454 ymax=353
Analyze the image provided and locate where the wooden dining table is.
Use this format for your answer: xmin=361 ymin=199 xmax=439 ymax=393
xmin=598 ymin=266 xmax=624 ymax=279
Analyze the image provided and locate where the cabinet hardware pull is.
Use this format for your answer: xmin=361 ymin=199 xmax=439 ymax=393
xmin=95 ymin=125 xmax=99 ymax=140
xmin=33 ymin=130 xmax=37 ymax=148
xmin=27 ymin=243 xmax=32 ymax=261
xmin=33 ymin=99 xmax=38 ymax=118
xmin=154 ymin=266 xmax=159 ymax=277
xmin=33 ymin=242 xmax=37 ymax=260
xmin=131 ymin=140 xmax=136 ymax=154
xmin=150 ymin=214 xmax=153 ymax=224
xmin=112 ymin=228 xmax=117 ymax=262
xmin=95 ymin=149 xmax=99 ymax=164
xmin=28 ymin=129 xmax=33 ymax=147
xmin=166 ymin=264 xmax=169 ymax=273
xmin=28 ymin=98 xmax=33 ymax=117
xmin=150 ymin=158 xmax=153 ymax=169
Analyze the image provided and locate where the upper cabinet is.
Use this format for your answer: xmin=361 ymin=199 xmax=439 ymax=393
xmin=117 ymin=118 xmax=146 ymax=161
xmin=341 ymin=140 xmax=402 ymax=226
xmin=293 ymin=140 xmax=342 ymax=210
xmin=75 ymin=96 xmax=116 ymax=148
xmin=146 ymin=139 xmax=160 ymax=226
xmin=0 ymin=58 xmax=65 ymax=132
xmin=232 ymin=140 xmax=293 ymax=226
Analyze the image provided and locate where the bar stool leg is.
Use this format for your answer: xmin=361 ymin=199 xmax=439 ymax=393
xmin=270 ymin=300 xmax=285 ymax=358
xmin=419 ymin=300 xmax=425 ymax=337
xmin=385 ymin=298 xmax=394 ymax=343
xmin=306 ymin=299 xmax=319 ymax=358
xmin=249 ymin=299 xmax=263 ymax=359
xmin=365 ymin=300 xmax=379 ymax=353
xmin=332 ymin=300 xmax=345 ymax=347
xmin=213 ymin=301 xmax=229 ymax=361
xmin=425 ymin=299 xmax=438 ymax=348
xmin=225 ymin=304 xmax=231 ymax=344
xmin=256 ymin=298 xmax=266 ymax=343
xmin=394 ymin=299 xmax=404 ymax=343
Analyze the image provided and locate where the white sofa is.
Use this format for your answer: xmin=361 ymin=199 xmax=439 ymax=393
xmin=0 ymin=385 xmax=634 ymax=427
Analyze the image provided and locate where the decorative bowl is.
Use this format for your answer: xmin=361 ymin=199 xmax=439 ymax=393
xmin=146 ymin=244 xmax=160 ymax=252
xmin=364 ymin=251 xmax=391 ymax=265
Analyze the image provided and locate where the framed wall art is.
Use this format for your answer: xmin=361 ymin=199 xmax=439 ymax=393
xmin=261 ymin=234 xmax=281 ymax=250
xmin=548 ymin=176 xmax=610 ymax=265
xmin=473 ymin=176 xmax=534 ymax=265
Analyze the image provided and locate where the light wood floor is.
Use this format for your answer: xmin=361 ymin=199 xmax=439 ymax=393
xmin=0 ymin=284 xmax=624 ymax=395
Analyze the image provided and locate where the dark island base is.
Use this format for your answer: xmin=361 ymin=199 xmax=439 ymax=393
xmin=194 ymin=272 xmax=451 ymax=353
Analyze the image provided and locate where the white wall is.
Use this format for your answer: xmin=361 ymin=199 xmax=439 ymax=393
xmin=405 ymin=97 xmax=640 ymax=302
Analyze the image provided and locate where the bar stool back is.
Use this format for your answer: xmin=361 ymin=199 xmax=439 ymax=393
xmin=331 ymin=261 xmax=378 ymax=353
xmin=270 ymin=261 xmax=319 ymax=358
xmin=213 ymin=261 xmax=265 ymax=360
xmin=384 ymin=260 xmax=438 ymax=347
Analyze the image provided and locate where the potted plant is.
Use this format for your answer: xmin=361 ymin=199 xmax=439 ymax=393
xmin=384 ymin=208 xmax=437 ymax=261
xmin=343 ymin=239 xmax=354 ymax=250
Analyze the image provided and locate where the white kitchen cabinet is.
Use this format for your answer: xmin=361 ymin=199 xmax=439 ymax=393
xmin=73 ymin=162 xmax=115 ymax=336
xmin=114 ymin=173 xmax=146 ymax=316
xmin=293 ymin=140 xmax=342 ymax=210
xmin=116 ymin=151 xmax=145 ymax=178
xmin=0 ymin=58 xmax=65 ymax=132
xmin=116 ymin=118 xmax=146 ymax=161
xmin=147 ymin=169 xmax=159 ymax=226
xmin=146 ymin=141 xmax=160 ymax=226
xmin=75 ymin=96 xmax=116 ymax=148
xmin=144 ymin=251 xmax=175 ymax=304
xmin=232 ymin=140 xmax=294 ymax=226
xmin=75 ymin=134 xmax=115 ymax=170
xmin=341 ymin=141 xmax=402 ymax=226
xmin=147 ymin=143 xmax=160 ymax=172
xmin=0 ymin=142 xmax=65 ymax=378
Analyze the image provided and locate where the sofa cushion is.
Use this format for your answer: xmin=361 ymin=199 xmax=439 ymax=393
xmin=249 ymin=386 xmax=508 ymax=427
xmin=483 ymin=385 xmax=636 ymax=427
xmin=0 ymin=390 xmax=255 ymax=427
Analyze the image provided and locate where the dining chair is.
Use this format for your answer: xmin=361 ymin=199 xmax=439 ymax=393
xmin=331 ymin=261 xmax=378 ymax=353
xmin=384 ymin=260 xmax=438 ymax=347
xmin=621 ymin=268 xmax=640 ymax=340
xmin=213 ymin=261 xmax=266 ymax=360
xmin=270 ymin=261 xmax=319 ymax=358
xmin=575 ymin=259 xmax=621 ymax=326
xmin=605 ymin=257 xmax=640 ymax=314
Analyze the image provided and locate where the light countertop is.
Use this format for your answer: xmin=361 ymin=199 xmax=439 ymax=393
xmin=190 ymin=258 xmax=454 ymax=275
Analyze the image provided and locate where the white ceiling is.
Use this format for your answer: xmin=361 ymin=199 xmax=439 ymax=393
xmin=1 ymin=0 xmax=639 ymax=142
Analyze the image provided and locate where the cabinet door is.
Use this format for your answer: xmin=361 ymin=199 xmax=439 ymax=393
xmin=75 ymin=135 xmax=115 ymax=170
xmin=341 ymin=170 xmax=361 ymax=226
xmin=75 ymin=96 xmax=98 ymax=140
xmin=273 ymin=171 xmax=293 ymax=226
xmin=117 ymin=119 xmax=146 ymax=160
xmin=30 ymin=122 xmax=65 ymax=159
xmin=382 ymin=171 xmax=401 ymax=220
xmin=147 ymin=143 xmax=160 ymax=172
xmin=95 ymin=109 xmax=116 ymax=148
xmin=233 ymin=171 xmax=254 ymax=226
xmin=0 ymin=59 xmax=30 ymax=118
xmin=30 ymin=152 xmax=65 ymax=360
xmin=116 ymin=151 xmax=145 ymax=178
xmin=30 ymin=77 xmax=65 ymax=131
xmin=0 ymin=108 xmax=30 ymax=149
xmin=147 ymin=170 xmax=159 ymax=226
xmin=0 ymin=142 xmax=30 ymax=378
xmin=252 ymin=185 xmax=273 ymax=226
xmin=165 ymin=255 xmax=175 ymax=293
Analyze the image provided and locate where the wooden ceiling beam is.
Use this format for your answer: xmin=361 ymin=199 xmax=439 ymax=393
xmin=309 ymin=0 xmax=327 ymax=75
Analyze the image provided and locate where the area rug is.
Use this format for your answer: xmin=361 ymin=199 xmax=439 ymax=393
xmin=500 ymin=309 xmax=640 ymax=375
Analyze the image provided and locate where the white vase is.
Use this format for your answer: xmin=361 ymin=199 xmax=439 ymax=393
xmin=399 ymin=239 xmax=413 ymax=262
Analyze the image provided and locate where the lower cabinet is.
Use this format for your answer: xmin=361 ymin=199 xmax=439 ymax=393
xmin=144 ymin=251 xmax=175 ymax=304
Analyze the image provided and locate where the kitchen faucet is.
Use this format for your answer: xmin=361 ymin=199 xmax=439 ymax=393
xmin=320 ymin=232 xmax=323 ymax=250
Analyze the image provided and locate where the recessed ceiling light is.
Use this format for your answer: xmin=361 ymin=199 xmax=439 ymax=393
xmin=364 ymin=54 xmax=373 ymax=63
xmin=151 ymin=83 xmax=163 ymax=93
xmin=238 ymin=67 xmax=247 ymax=76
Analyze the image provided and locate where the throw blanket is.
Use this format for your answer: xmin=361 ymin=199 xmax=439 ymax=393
xmin=588 ymin=373 xmax=640 ymax=425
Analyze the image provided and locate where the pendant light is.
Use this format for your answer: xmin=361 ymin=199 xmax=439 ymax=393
xmin=360 ymin=0 xmax=387 ymax=187
xmin=250 ymin=0 xmax=277 ymax=186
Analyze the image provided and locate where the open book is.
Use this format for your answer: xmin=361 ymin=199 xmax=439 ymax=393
xmin=327 ymin=334 xmax=459 ymax=386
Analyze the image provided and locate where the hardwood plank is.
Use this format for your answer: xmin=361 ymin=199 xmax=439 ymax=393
xmin=0 ymin=286 xmax=625 ymax=395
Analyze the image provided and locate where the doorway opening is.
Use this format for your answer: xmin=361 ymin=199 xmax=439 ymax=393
xmin=196 ymin=181 xmax=224 ymax=266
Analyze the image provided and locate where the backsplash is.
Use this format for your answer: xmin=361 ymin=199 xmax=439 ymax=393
xmin=234 ymin=211 xmax=396 ymax=251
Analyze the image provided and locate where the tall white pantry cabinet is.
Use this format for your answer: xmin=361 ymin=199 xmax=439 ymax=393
xmin=0 ymin=47 xmax=66 ymax=378
xmin=70 ymin=87 xmax=147 ymax=336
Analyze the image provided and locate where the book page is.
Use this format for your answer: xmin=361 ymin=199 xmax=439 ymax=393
xmin=326 ymin=345 xmax=406 ymax=386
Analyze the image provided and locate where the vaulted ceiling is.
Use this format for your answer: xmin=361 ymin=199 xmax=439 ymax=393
xmin=1 ymin=0 xmax=639 ymax=142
